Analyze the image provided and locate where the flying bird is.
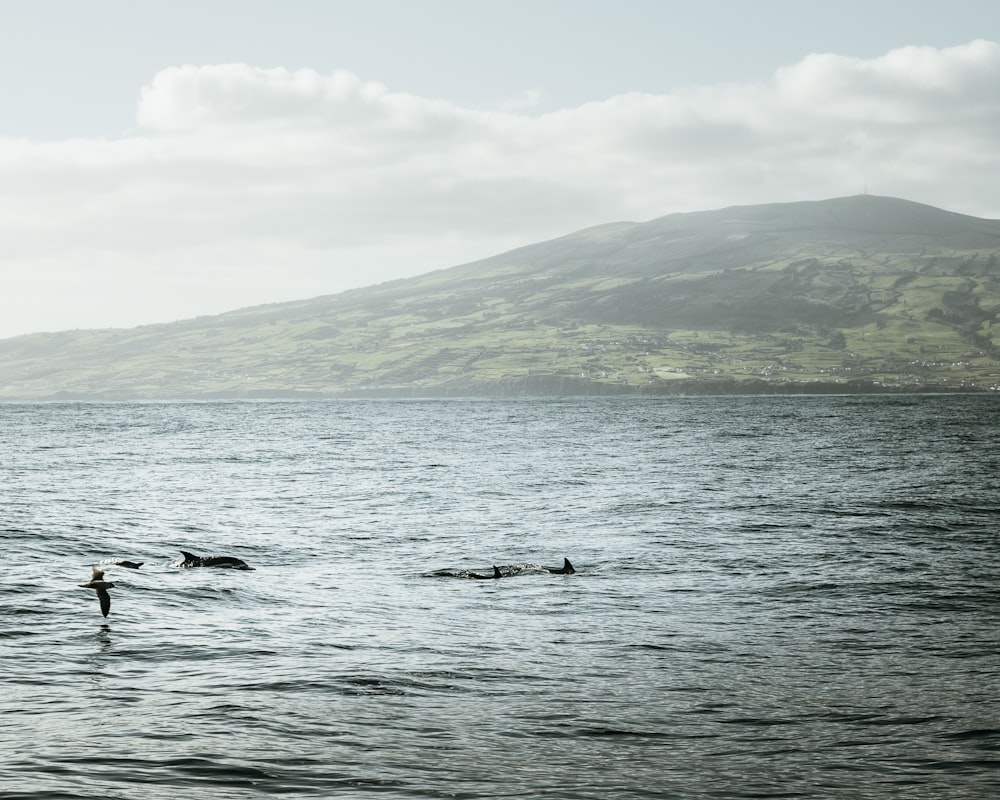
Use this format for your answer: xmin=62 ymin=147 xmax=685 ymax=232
xmin=79 ymin=566 xmax=115 ymax=617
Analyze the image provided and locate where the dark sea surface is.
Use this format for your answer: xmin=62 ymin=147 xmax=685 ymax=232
xmin=1 ymin=395 xmax=998 ymax=799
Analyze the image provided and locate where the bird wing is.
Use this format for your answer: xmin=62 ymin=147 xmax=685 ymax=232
xmin=97 ymin=588 xmax=111 ymax=617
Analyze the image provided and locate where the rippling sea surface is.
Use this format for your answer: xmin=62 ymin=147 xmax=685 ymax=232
xmin=2 ymin=395 xmax=998 ymax=799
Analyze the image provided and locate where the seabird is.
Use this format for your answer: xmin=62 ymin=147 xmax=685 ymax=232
xmin=79 ymin=566 xmax=115 ymax=617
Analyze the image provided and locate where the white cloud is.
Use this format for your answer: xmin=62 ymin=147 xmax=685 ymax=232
xmin=3 ymin=41 xmax=1000 ymax=338
xmin=774 ymin=40 xmax=1000 ymax=127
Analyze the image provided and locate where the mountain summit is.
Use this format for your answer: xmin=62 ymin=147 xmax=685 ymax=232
xmin=2 ymin=195 xmax=999 ymax=398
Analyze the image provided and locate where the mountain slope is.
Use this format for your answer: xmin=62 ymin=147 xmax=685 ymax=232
xmin=3 ymin=194 xmax=1000 ymax=399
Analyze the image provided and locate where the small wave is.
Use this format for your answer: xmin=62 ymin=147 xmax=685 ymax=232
xmin=719 ymin=716 xmax=804 ymax=727
xmin=938 ymin=727 xmax=1000 ymax=742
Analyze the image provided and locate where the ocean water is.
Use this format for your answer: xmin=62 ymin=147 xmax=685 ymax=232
xmin=1 ymin=395 xmax=998 ymax=799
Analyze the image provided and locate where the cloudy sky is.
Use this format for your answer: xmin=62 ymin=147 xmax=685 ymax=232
xmin=2 ymin=0 xmax=999 ymax=339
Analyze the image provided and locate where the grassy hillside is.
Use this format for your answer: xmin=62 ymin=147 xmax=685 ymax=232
xmin=3 ymin=194 xmax=1000 ymax=399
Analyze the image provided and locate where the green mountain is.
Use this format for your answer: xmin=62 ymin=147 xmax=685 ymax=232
xmin=3 ymin=194 xmax=1000 ymax=399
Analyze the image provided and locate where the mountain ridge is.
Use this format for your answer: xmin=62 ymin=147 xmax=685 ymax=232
xmin=3 ymin=194 xmax=1000 ymax=399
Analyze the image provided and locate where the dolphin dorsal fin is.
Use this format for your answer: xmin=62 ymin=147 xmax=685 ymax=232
xmin=180 ymin=550 xmax=198 ymax=560
xmin=493 ymin=566 xmax=501 ymax=578
xmin=563 ymin=558 xmax=575 ymax=574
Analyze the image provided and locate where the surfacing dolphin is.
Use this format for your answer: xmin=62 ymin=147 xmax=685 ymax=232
xmin=432 ymin=558 xmax=575 ymax=579
xmin=100 ymin=558 xmax=143 ymax=569
xmin=175 ymin=550 xmax=255 ymax=570
xmin=470 ymin=566 xmax=503 ymax=580
xmin=79 ymin=566 xmax=115 ymax=617
xmin=431 ymin=565 xmax=502 ymax=579
xmin=493 ymin=558 xmax=576 ymax=576
xmin=541 ymin=558 xmax=575 ymax=575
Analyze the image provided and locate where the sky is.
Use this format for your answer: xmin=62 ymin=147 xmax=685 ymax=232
xmin=2 ymin=0 xmax=1000 ymax=339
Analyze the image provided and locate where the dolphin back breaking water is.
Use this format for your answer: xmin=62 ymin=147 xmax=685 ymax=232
xmin=175 ymin=550 xmax=255 ymax=570
xmin=431 ymin=557 xmax=575 ymax=578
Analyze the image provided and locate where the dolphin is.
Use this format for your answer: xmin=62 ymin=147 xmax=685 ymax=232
xmin=470 ymin=559 xmax=576 ymax=576
xmin=469 ymin=566 xmax=503 ymax=580
xmin=100 ymin=558 xmax=143 ymax=569
xmin=542 ymin=558 xmax=575 ymax=575
xmin=431 ymin=565 xmax=502 ymax=579
xmin=79 ymin=566 xmax=115 ymax=617
xmin=175 ymin=550 xmax=255 ymax=570
xmin=433 ymin=559 xmax=576 ymax=579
